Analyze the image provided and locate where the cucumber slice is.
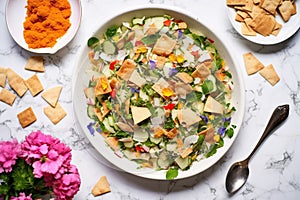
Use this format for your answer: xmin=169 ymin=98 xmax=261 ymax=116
xmin=124 ymin=140 xmax=134 ymax=148
xmin=103 ymin=118 xmax=115 ymax=133
xmin=175 ymin=156 xmax=190 ymax=170
xmin=150 ymin=136 xmax=162 ymax=144
xmin=87 ymin=105 xmax=95 ymax=119
xmin=133 ymin=127 xmax=149 ymax=142
xmin=102 ymin=40 xmax=116 ymax=55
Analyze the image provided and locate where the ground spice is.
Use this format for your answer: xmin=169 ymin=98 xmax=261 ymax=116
xmin=23 ymin=0 xmax=72 ymax=49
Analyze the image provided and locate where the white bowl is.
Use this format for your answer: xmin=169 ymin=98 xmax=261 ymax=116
xmin=72 ymin=4 xmax=245 ymax=180
xmin=5 ymin=0 xmax=82 ymax=54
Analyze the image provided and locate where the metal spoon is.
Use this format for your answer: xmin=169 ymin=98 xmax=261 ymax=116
xmin=225 ymin=104 xmax=289 ymax=194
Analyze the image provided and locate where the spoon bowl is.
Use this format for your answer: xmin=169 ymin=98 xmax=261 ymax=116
xmin=225 ymin=160 xmax=249 ymax=193
xmin=225 ymin=104 xmax=289 ymax=194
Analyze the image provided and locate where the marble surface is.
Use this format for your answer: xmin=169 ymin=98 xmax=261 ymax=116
xmin=1 ymin=0 xmax=300 ymax=199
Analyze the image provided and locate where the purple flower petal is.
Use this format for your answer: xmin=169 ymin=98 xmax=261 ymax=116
xmin=199 ymin=115 xmax=208 ymax=124
xmin=178 ymin=29 xmax=183 ymax=39
xmin=169 ymin=68 xmax=178 ymax=76
xmin=87 ymin=122 xmax=95 ymax=136
xmin=149 ymin=60 xmax=156 ymax=70
xmin=218 ymin=126 xmax=226 ymax=136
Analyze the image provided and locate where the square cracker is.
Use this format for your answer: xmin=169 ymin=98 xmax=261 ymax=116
xmin=278 ymin=1 xmax=294 ymax=22
xmin=251 ymin=13 xmax=276 ymax=36
xmin=92 ymin=176 xmax=111 ymax=197
xmin=41 ymin=86 xmax=62 ymax=107
xmin=6 ymin=68 xmax=28 ymax=97
xmin=25 ymin=74 xmax=44 ymax=97
xmin=241 ymin=22 xmax=257 ymax=36
xmin=261 ymin=0 xmax=281 ymax=14
xmin=259 ymin=64 xmax=280 ymax=86
xmin=243 ymin=52 xmax=264 ymax=75
xmin=226 ymin=0 xmax=246 ymax=6
xmin=0 ymin=88 xmax=16 ymax=106
xmin=25 ymin=56 xmax=44 ymax=72
xmin=17 ymin=107 xmax=37 ymax=128
xmin=43 ymin=103 xmax=67 ymax=124
xmin=0 ymin=67 xmax=6 ymax=87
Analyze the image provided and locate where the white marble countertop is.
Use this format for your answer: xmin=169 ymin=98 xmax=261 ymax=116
xmin=1 ymin=0 xmax=300 ymax=199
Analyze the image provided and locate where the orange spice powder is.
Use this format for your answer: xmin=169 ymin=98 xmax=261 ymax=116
xmin=23 ymin=0 xmax=72 ymax=49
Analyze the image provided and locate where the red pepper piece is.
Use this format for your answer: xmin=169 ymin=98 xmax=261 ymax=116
xmin=207 ymin=38 xmax=214 ymax=43
xmin=163 ymin=103 xmax=175 ymax=110
xmin=109 ymin=60 xmax=117 ymax=70
xmin=110 ymin=89 xmax=116 ymax=99
xmin=163 ymin=19 xmax=172 ymax=26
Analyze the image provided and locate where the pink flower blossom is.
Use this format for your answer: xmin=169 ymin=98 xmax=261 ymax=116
xmin=21 ymin=131 xmax=72 ymax=180
xmin=0 ymin=139 xmax=20 ymax=173
xmin=10 ymin=193 xmax=32 ymax=200
xmin=53 ymin=164 xmax=81 ymax=200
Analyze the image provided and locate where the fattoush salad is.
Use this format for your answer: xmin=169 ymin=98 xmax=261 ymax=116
xmin=84 ymin=15 xmax=236 ymax=179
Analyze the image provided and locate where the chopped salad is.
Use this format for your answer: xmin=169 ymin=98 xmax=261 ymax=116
xmin=85 ymin=15 xmax=236 ymax=179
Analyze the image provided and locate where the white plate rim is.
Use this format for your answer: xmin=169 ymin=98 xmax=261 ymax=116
xmin=72 ymin=4 xmax=246 ymax=180
xmin=5 ymin=0 xmax=82 ymax=54
xmin=227 ymin=1 xmax=300 ymax=45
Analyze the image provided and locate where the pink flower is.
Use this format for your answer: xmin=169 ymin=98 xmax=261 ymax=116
xmin=0 ymin=139 xmax=20 ymax=173
xmin=21 ymin=131 xmax=72 ymax=181
xmin=53 ymin=164 xmax=81 ymax=200
xmin=10 ymin=193 xmax=32 ymax=200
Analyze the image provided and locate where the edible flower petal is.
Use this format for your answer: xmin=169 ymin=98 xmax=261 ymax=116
xmin=162 ymin=88 xmax=174 ymax=97
xmin=176 ymin=54 xmax=185 ymax=64
xmin=149 ymin=60 xmax=156 ymax=70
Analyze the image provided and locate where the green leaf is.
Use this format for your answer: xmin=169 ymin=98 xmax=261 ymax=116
xmin=205 ymin=144 xmax=218 ymax=157
xmin=87 ymin=37 xmax=99 ymax=47
xmin=106 ymin=25 xmax=119 ymax=38
xmin=141 ymin=34 xmax=160 ymax=45
xmin=164 ymin=116 xmax=175 ymax=129
xmin=202 ymin=80 xmax=214 ymax=95
xmin=166 ymin=167 xmax=178 ymax=180
xmin=226 ymin=127 xmax=234 ymax=138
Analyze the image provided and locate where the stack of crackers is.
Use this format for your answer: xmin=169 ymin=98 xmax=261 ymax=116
xmin=227 ymin=0 xmax=297 ymax=36
xmin=0 ymin=56 xmax=67 ymax=128
xmin=243 ymin=52 xmax=280 ymax=86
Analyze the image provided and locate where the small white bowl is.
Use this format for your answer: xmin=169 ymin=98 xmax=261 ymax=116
xmin=72 ymin=4 xmax=245 ymax=180
xmin=227 ymin=1 xmax=300 ymax=45
xmin=5 ymin=0 xmax=82 ymax=54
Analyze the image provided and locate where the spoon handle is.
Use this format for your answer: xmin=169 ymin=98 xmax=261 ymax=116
xmin=246 ymin=104 xmax=289 ymax=161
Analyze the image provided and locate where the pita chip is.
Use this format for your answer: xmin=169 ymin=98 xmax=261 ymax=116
xmin=241 ymin=22 xmax=257 ymax=36
xmin=272 ymin=22 xmax=282 ymax=36
xmin=17 ymin=107 xmax=37 ymax=128
xmin=91 ymin=176 xmax=111 ymax=196
xmin=41 ymin=86 xmax=62 ymax=107
xmin=259 ymin=64 xmax=280 ymax=86
xmin=261 ymin=0 xmax=281 ymax=14
xmin=203 ymin=96 xmax=224 ymax=114
xmin=0 ymin=88 xmax=16 ymax=106
xmin=0 ymin=67 xmax=6 ymax=87
xmin=278 ymin=1 xmax=294 ymax=22
xmin=25 ymin=56 xmax=44 ymax=72
xmin=243 ymin=52 xmax=264 ymax=75
xmin=131 ymin=106 xmax=151 ymax=125
xmin=251 ymin=13 xmax=276 ymax=36
xmin=6 ymin=68 xmax=28 ymax=97
xmin=25 ymin=74 xmax=44 ymax=96
xmin=43 ymin=103 xmax=67 ymax=124
xmin=226 ymin=0 xmax=246 ymax=6
xmin=117 ymin=59 xmax=137 ymax=81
